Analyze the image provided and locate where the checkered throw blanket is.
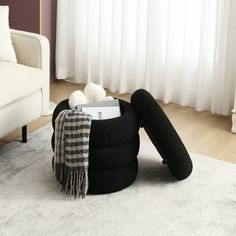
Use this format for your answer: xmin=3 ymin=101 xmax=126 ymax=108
xmin=54 ymin=109 xmax=92 ymax=199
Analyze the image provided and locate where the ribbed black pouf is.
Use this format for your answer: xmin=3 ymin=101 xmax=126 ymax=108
xmin=51 ymin=99 xmax=140 ymax=194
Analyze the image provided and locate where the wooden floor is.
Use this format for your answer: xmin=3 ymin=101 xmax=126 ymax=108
xmin=1 ymin=80 xmax=236 ymax=164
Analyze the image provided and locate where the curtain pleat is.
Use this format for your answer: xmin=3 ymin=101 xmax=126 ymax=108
xmin=56 ymin=0 xmax=236 ymax=115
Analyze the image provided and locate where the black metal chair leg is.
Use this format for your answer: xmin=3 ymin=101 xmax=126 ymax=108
xmin=22 ymin=125 xmax=27 ymax=143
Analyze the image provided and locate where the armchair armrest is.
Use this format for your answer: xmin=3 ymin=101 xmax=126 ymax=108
xmin=10 ymin=29 xmax=50 ymax=74
xmin=10 ymin=29 xmax=50 ymax=115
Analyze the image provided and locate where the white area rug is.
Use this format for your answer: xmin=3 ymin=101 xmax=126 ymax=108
xmin=0 ymin=124 xmax=236 ymax=236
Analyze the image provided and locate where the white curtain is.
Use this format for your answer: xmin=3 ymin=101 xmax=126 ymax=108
xmin=56 ymin=0 xmax=236 ymax=115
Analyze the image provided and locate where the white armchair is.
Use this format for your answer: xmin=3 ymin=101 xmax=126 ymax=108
xmin=0 ymin=29 xmax=50 ymax=141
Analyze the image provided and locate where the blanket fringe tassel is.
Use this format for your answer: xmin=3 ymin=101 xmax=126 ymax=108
xmin=54 ymin=159 xmax=88 ymax=199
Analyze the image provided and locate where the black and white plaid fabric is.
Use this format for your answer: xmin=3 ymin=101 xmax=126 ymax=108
xmin=54 ymin=109 xmax=92 ymax=199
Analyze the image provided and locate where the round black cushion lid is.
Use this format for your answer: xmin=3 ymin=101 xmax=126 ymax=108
xmin=131 ymin=89 xmax=193 ymax=180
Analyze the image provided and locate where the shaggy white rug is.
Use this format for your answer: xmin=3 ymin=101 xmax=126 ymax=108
xmin=0 ymin=124 xmax=236 ymax=236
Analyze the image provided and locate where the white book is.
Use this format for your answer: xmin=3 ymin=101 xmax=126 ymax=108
xmin=76 ymin=99 xmax=120 ymax=110
xmin=81 ymin=106 xmax=121 ymax=120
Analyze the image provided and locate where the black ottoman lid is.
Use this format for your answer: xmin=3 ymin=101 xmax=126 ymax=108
xmin=131 ymin=89 xmax=193 ymax=180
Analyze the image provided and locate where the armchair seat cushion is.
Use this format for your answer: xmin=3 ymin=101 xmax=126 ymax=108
xmin=0 ymin=62 xmax=44 ymax=109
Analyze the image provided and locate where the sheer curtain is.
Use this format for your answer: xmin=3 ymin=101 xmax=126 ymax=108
xmin=56 ymin=0 xmax=236 ymax=115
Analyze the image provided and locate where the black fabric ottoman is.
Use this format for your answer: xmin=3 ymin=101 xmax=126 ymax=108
xmin=51 ymin=99 xmax=140 ymax=194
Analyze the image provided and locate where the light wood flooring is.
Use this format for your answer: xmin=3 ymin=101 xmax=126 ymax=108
xmin=1 ymin=80 xmax=236 ymax=164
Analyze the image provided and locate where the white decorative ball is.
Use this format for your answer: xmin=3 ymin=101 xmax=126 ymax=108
xmin=84 ymin=83 xmax=106 ymax=102
xmin=68 ymin=90 xmax=88 ymax=109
